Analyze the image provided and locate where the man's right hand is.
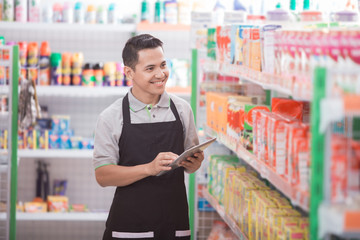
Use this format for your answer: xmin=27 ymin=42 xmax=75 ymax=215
xmin=146 ymin=152 xmax=178 ymax=176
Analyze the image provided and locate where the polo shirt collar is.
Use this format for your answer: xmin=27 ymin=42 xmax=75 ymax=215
xmin=128 ymin=88 xmax=170 ymax=112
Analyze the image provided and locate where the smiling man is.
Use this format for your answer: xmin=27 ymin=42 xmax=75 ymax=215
xmin=93 ymin=34 xmax=204 ymax=240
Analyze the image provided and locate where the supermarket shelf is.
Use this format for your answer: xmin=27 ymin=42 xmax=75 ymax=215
xmin=0 ymin=60 xmax=10 ymax=67
xmin=136 ymin=22 xmax=191 ymax=31
xmin=16 ymin=212 xmax=108 ymax=221
xmin=202 ymin=187 xmax=248 ymax=240
xmin=205 ymin=126 xmax=310 ymax=212
xmin=35 ymin=86 xmax=130 ymax=98
xmin=0 ymin=112 xmax=9 ymax=118
xmin=319 ymin=204 xmax=360 ymax=238
xmin=0 ymin=164 xmax=7 ymax=173
xmin=0 ymin=212 xmax=5 ymax=220
xmin=0 ymin=21 xmax=136 ymax=32
xmin=204 ymin=60 xmax=311 ymax=101
xmin=18 ymin=149 xmax=93 ymax=159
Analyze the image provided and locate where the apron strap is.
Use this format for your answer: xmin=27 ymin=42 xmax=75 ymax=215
xmin=169 ymin=98 xmax=181 ymax=122
xmin=122 ymin=93 xmax=131 ymax=125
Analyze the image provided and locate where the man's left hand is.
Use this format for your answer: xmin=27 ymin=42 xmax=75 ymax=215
xmin=179 ymin=151 xmax=204 ymax=174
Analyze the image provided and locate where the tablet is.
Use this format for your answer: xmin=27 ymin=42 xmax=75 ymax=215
xmin=157 ymin=137 xmax=217 ymax=176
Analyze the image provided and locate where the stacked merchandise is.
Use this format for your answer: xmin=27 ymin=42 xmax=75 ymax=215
xmin=18 ymin=114 xmax=94 ymax=151
xmin=16 ymin=40 xmax=128 ymax=87
xmin=207 ymin=155 xmax=309 ymax=240
xmin=1 ymin=1 xmax=125 ymax=24
xmin=208 ymin=25 xmax=360 ymax=100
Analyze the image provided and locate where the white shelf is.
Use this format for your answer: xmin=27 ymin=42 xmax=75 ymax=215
xmin=18 ymin=149 xmax=93 ymax=159
xmin=0 ymin=165 xmax=7 ymax=173
xmin=16 ymin=212 xmax=108 ymax=221
xmin=0 ymin=212 xmax=5 ymax=220
xmin=202 ymin=188 xmax=248 ymax=240
xmin=0 ymin=21 xmax=136 ymax=32
xmin=35 ymin=85 xmax=130 ymax=98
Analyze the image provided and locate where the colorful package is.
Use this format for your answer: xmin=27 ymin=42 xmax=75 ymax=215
xmin=47 ymin=195 xmax=69 ymax=212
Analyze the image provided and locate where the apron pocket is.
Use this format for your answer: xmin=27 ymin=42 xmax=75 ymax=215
xmin=175 ymin=230 xmax=191 ymax=237
xmin=112 ymin=231 xmax=154 ymax=239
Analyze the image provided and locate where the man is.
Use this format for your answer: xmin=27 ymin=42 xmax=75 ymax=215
xmin=93 ymin=34 xmax=204 ymax=240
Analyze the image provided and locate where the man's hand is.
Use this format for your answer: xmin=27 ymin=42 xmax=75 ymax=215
xmin=180 ymin=151 xmax=204 ymax=174
xmin=146 ymin=152 xmax=179 ymax=176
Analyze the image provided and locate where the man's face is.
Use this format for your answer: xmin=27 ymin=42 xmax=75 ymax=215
xmin=127 ymin=46 xmax=169 ymax=103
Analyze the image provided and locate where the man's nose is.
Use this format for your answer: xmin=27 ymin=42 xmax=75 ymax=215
xmin=155 ymin=68 xmax=165 ymax=78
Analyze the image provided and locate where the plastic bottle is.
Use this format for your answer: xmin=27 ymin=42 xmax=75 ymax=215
xmin=62 ymin=2 xmax=74 ymax=23
xmin=85 ymin=4 xmax=96 ymax=24
xmin=18 ymin=41 xmax=27 ymax=81
xmin=39 ymin=41 xmax=51 ymax=86
xmin=115 ymin=62 xmax=124 ymax=86
xmin=82 ymin=63 xmax=95 ymax=86
xmin=52 ymin=3 xmax=63 ymax=23
xmin=213 ymin=0 xmax=226 ymax=25
xmin=15 ymin=0 xmax=27 ymax=22
xmin=96 ymin=5 xmax=107 ymax=24
xmin=177 ymin=0 xmax=191 ymax=25
xmin=3 ymin=0 xmax=14 ymax=21
xmin=42 ymin=3 xmax=53 ymax=23
xmin=74 ymin=2 xmax=85 ymax=24
xmin=0 ymin=0 xmax=3 ymax=21
xmin=108 ymin=3 xmax=117 ymax=24
xmin=62 ymin=52 xmax=72 ymax=86
xmin=29 ymin=0 xmax=41 ymax=22
xmin=27 ymin=42 xmax=39 ymax=84
xmin=93 ymin=63 xmax=104 ymax=86
xmin=154 ymin=0 xmax=164 ymax=23
xmin=141 ymin=0 xmax=150 ymax=22
xmin=50 ymin=53 xmax=62 ymax=85
xmin=71 ymin=52 xmax=83 ymax=85
xmin=164 ymin=0 xmax=178 ymax=24
xmin=103 ymin=62 xmax=116 ymax=86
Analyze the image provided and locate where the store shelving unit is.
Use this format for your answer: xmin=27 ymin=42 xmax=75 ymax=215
xmin=18 ymin=150 xmax=93 ymax=159
xmin=0 ymin=21 xmax=136 ymax=32
xmin=0 ymin=44 xmax=19 ymax=240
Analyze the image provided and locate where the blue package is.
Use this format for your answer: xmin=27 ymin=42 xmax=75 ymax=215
xmin=49 ymin=131 xmax=60 ymax=149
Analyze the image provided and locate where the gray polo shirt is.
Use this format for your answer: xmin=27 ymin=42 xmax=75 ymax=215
xmin=93 ymin=88 xmax=199 ymax=170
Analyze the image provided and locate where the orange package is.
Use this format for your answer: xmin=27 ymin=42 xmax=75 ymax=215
xmin=272 ymin=98 xmax=304 ymax=121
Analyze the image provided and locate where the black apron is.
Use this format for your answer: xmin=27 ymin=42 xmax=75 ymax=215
xmin=103 ymin=94 xmax=190 ymax=240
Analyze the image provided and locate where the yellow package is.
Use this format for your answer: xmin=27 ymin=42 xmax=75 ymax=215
xmin=24 ymin=202 xmax=47 ymax=213
xmin=284 ymin=226 xmax=305 ymax=240
xmin=255 ymin=196 xmax=277 ymax=240
xmin=280 ymin=216 xmax=301 ymax=233
xmin=47 ymin=195 xmax=69 ymax=212
xmin=266 ymin=190 xmax=281 ymax=198
xmin=260 ymin=198 xmax=278 ymax=240
xmin=224 ymin=169 xmax=236 ymax=214
xmin=271 ymin=196 xmax=292 ymax=209
xmin=266 ymin=208 xmax=288 ymax=240
xmin=250 ymin=190 xmax=268 ymax=240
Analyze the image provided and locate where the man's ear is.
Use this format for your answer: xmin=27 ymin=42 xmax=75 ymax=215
xmin=124 ymin=66 xmax=134 ymax=81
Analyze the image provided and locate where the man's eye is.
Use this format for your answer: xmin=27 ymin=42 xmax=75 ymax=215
xmin=147 ymin=68 xmax=153 ymax=71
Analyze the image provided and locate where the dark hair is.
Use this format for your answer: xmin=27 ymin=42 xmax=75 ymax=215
xmin=122 ymin=34 xmax=163 ymax=70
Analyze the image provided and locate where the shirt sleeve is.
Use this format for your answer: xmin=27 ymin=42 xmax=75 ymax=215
xmin=93 ymin=115 xmax=120 ymax=169
xmin=179 ymin=100 xmax=199 ymax=150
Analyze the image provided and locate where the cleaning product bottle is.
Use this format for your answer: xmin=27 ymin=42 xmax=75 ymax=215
xmin=74 ymin=1 xmax=85 ymax=24
xmin=141 ymin=0 xmax=150 ymax=22
xmin=18 ymin=41 xmax=27 ymax=80
xmin=52 ymin=3 xmax=63 ymax=23
xmin=154 ymin=0 xmax=164 ymax=23
xmin=213 ymin=0 xmax=225 ymax=25
xmin=71 ymin=52 xmax=83 ymax=85
xmin=50 ymin=53 xmax=62 ymax=85
xmin=15 ymin=0 xmax=27 ymax=22
xmin=93 ymin=63 xmax=104 ymax=86
xmin=62 ymin=2 xmax=74 ymax=23
xmin=27 ymin=42 xmax=39 ymax=84
xmin=115 ymin=62 xmax=124 ymax=86
xmin=103 ymin=62 xmax=116 ymax=86
xmin=85 ymin=4 xmax=96 ymax=24
xmin=82 ymin=63 xmax=95 ymax=86
xmin=164 ymin=0 xmax=178 ymax=24
xmin=108 ymin=3 xmax=118 ymax=24
xmin=62 ymin=52 xmax=72 ymax=85
xmin=28 ymin=0 xmax=41 ymax=22
xmin=39 ymin=41 xmax=51 ymax=86
xmin=3 ymin=0 xmax=14 ymax=21
xmin=96 ymin=5 xmax=107 ymax=24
